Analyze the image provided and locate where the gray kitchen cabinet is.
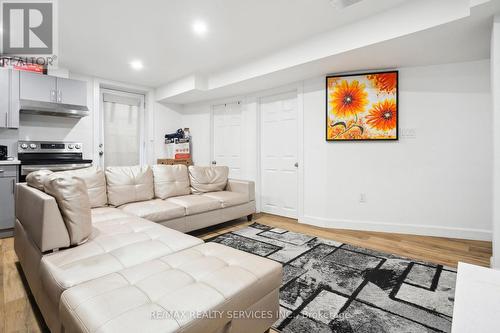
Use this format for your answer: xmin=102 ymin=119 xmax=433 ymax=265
xmin=0 ymin=165 xmax=17 ymax=235
xmin=0 ymin=68 xmax=20 ymax=128
xmin=0 ymin=68 xmax=8 ymax=127
xmin=57 ymin=77 xmax=87 ymax=106
xmin=19 ymin=71 xmax=87 ymax=107
xmin=20 ymin=70 xmax=57 ymax=102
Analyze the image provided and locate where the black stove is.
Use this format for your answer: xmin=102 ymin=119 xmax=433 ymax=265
xmin=18 ymin=141 xmax=93 ymax=181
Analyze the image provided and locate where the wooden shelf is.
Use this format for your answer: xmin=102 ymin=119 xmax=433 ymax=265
xmin=157 ymin=158 xmax=193 ymax=166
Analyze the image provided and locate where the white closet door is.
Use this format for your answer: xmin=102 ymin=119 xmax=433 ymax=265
xmin=260 ymin=92 xmax=298 ymax=218
xmin=212 ymin=102 xmax=243 ymax=179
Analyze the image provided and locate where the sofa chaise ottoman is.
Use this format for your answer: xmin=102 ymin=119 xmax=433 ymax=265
xmin=14 ymin=165 xmax=281 ymax=333
xmin=60 ymin=242 xmax=281 ymax=333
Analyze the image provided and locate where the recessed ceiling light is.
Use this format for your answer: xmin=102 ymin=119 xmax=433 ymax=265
xmin=192 ymin=20 xmax=208 ymax=36
xmin=130 ymin=60 xmax=143 ymax=70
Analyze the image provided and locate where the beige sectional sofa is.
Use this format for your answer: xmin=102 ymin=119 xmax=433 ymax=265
xmin=14 ymin=165 xmax=281 ymax=333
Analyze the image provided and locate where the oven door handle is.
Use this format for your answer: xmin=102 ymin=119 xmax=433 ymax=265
xmin=22 ymin=163 xmax=93 ymax=174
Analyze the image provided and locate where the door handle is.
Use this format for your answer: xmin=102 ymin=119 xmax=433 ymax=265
xmin=99 ymin=151 xmax=104 ymax=156
xmin=211 ymin=160 xmax=217 ymax=165
xmin=294 ymin=162 xmax=298 ymax=168
xmin=50 ymin=90 xmax=57 ymax=102
xmin=57 ymin=90 xmax=62 ymax=103
xmin=12 ymin=178 xmax=15 ymax=194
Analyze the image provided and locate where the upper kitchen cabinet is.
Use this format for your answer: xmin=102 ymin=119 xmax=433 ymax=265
xmin=19 ymin=71 xmax=57 ymax=103
xmin=0 ymin=68 xmax=19 ymax=129
xmin=56 ymin=77 xmax=87 ymax=106
xmin=19 ymin=71 xmax=89 ymax=118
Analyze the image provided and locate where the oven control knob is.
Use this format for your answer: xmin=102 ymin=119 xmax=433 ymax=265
xmin=68 ymin=144 xmax=74 ymax=149
xmin=75 ymin=144 xmax=81 ymax=150
xmin=21 ymin=143 xmax=28 ymax=149
xmin=29 ymin=144 xmax=37 ymax=149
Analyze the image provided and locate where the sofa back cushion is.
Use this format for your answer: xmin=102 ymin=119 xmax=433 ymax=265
xmin=26 ymin=169 xmax=53 ymax=191
xmin=152 ymin=164 xmax=190 ymax=199
xmin=59 ymin=167 xmax=107 ymax=208
xmin=188 ymin=166 xmax=229 ymax=194
xmin=105 ymin=165 xmax=154 ymax=206
xmin=43 ymin=174 xmax=92 ymax=245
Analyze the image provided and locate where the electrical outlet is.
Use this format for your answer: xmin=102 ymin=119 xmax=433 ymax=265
xmin=359 ymin=193 xmax=366 ymax=203
xmin=401 ymin=128 xmax=417 ymax=139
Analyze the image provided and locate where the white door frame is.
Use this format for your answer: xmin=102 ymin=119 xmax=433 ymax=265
xmin=257 ymin=86 xmax=304 ymax=219
xmin=98 ymin=88 xmax=146 ymax=168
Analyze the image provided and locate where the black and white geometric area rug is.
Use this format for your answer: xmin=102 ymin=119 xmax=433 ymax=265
xmin=208 ymin=223 xmax=456 ymax=333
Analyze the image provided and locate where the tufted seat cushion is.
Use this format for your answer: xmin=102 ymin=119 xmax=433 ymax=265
xmin=60 ymin=242 xmax=282 ymax=333
xmin=202 ymin=191 xmax=249 ymax=208
xmin=165 ymin=194 xmax=221 ymax=215
xmin=152 ymin=164 xmax=190 ymax=199
xmin=40 ymin=215 xmax=203 ymax=306
xmin=43 ymin=174 xmax=92 ymax=246
xmin=119 ymin=199 xmax=185 ymax=222
xmin=91 ymin=207 xmax=133 ymax=224
xmin=59 ymin=167 xmax=108 ymax=208
xmin=188 ymin=166 xmax=229 ymax=194
xmin=105 ymin=165 xmax=154 ymax=206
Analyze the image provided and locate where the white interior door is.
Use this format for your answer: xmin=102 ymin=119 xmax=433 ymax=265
xmin=99 ymin=90 xmax=145 ymax=168
xmin=212 ymin=102 xmax=243 ymax=178
xmin=260 ymin=91 xmax=298 ymax=218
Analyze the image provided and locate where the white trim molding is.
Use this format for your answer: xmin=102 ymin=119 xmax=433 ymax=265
xmin=492 ymin=256 xmax=500 ymax=269
xmin=297 ymin=81 xmax=305 ymax=221
xmin=300 ymin=215 xmax=492 ymax=241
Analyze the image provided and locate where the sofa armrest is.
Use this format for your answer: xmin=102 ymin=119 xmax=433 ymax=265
xmin=15 ymin=183 xmax=70 ymax=252
xmin=226 ymin=179 xmax=255 ymax=202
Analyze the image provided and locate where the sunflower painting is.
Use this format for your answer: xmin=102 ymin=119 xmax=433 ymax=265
xmin=326 ymin=71 xmax=398 ymax=141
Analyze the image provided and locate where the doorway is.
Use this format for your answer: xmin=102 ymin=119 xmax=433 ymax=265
xmin=211 ymin=101 xmax=243 ymax=178
xmin=99 ymin=89 xmax=145 ymax=168
xmin=259 ymin=91 xmax=298 ymax=218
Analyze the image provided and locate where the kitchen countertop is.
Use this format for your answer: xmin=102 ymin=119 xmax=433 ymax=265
xmin=0 ymin=159 xmax=20 ymax=165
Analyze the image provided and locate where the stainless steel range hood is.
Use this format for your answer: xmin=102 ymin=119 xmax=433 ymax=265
xmin=19 ymin=99 xmax=89 ymax=118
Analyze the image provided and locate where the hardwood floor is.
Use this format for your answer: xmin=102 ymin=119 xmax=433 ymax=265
xmin=193 ymin=213 xmax=492 ymax=268
xmin=0 ymin=213 xmax=492 ymax=332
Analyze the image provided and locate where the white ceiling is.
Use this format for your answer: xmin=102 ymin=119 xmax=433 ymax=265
xmin=154 ymin=0 xmax=500 ymax=103
xmin=58 ymin=0 xmax=408 ymax=87
xmin=57 ymin=0 xmax=500 ymax=104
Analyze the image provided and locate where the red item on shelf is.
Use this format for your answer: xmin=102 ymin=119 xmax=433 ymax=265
xmin=175 ymin=153 xmax=191 ymax=159
xmin=13 ymin=63 xmax=45 ymax=73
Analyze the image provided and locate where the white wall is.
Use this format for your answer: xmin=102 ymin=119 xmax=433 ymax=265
xmin=183 ymin=103 xmax=212 ymax=166
xmin=0 ymin=128 xmax=19 ymax=158
xmin=492 ymin=17 xmax=500 ymax=267
xmin=153 ymin=102 xmax=183 ymax=161
xmin=301 ymin=60 xmax=492 ymax=240
xmin=180 ymin=60 xmax=492 ymax=240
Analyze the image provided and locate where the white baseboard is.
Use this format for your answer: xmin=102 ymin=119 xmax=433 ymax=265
xmin=299 ymin=215 xmax=492 ymax=241
xmin=492 ymin=256 xmax=500 ymax=269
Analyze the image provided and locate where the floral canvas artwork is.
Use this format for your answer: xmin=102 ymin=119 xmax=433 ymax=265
xmin=326 ymin=71 xmax=398 ymax=141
